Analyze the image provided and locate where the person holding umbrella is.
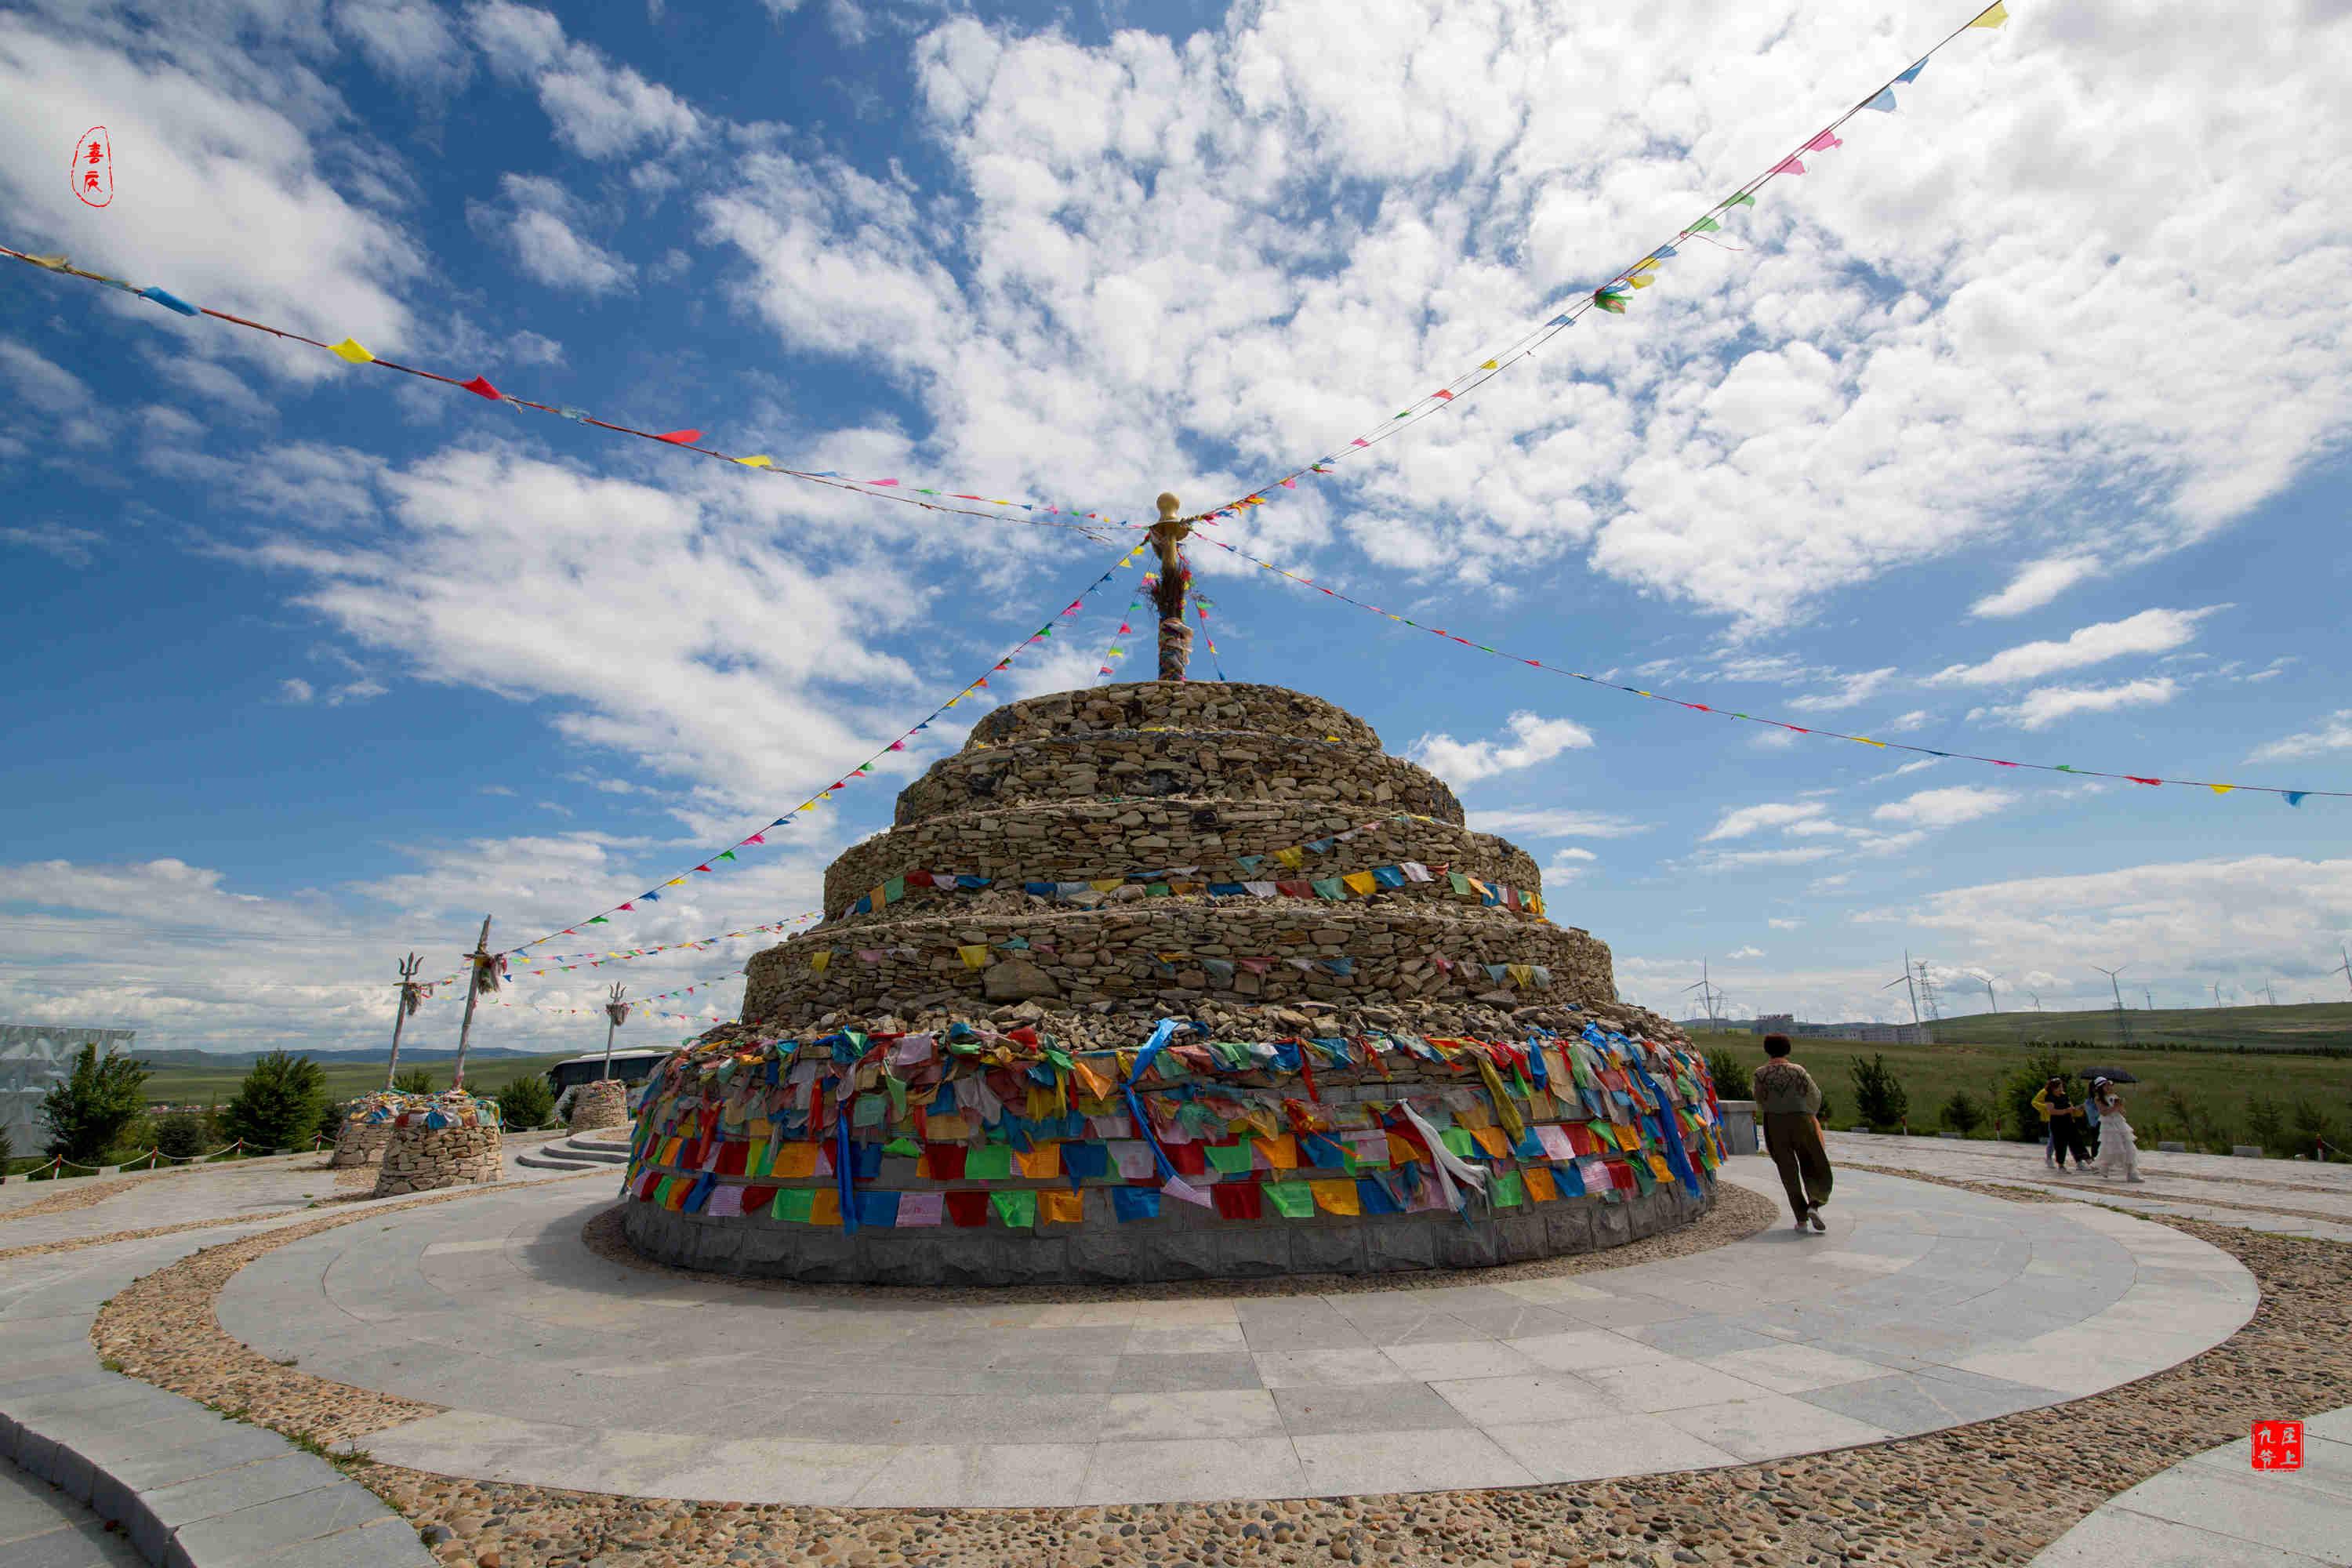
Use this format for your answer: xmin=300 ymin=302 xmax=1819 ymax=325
xmin=2082 ymin=1069 xmax=2146 ymax=1182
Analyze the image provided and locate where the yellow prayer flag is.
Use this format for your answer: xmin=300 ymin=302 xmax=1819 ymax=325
xmin=1308 ymin=1178 xmax=1361 ymax=1216
xmin=735 ymin=455 xmax=773 ymax=468
xmin=771 ymin=1143 xmax=818 ymax=1179
xmin=1646 ymin=1152 xmax=1674 ymax=1181
xmin=1613 ymin=1122 xmax=1643 ymax=1151
xmin=1470 ymin=1126 xmax=1510 ymax=1158
xmin=809 ymin=1187 xmax=844 ymax=1226
xmin=1091 ymin=878 xmax=1123 ymax=893
xmin=2210 ymin=784 xmax=2233 ymax=796
xmin=1970 ymin=0 xmax=2008 ymax=25
xmin=1479 ymin=358 xmax=1498 ymax=369
xmin=328 ymin=337 xmax=375 ymax=365
xmin=1040 ymin=1189 xmax=1085 ymax=1225
xmin=1629 ymin=258 xmax=1658 ymax=275
xmin=958 ymin=944 xmax=989 ymax=969
xmin=808 ymin=951 xmax=830 ymax=975
xmin=1524 ymin=1166 xmax=1559 ymax=1203
xmin=1854 ymin=737 xmax=1887 ymax=748
xmin=1016 ymin=1143 xmax=1063 ymax=1179
xmin=1261 ymin=1133 xmax=1301 ymax=1170
xmin=1276 ymin=847 xmax=1305 ymax=868
xmin=1387 ymin=1132 xmax=1420 ymax=1165
xmin=869 ymin=884 xmax=887 ymax=908
xmin=1341 ymin=871 xmax=1377 ymax=896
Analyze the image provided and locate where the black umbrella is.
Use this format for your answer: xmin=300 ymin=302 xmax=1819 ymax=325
xmin=2076 ymin=1067 xmax=2140 ymax=1083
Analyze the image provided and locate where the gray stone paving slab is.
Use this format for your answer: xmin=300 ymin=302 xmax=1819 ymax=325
xmin=2 ymin=1457 xmax=143 ymax=1568
xmin=2032 ymin=1410 xmax=2352 ymax=1567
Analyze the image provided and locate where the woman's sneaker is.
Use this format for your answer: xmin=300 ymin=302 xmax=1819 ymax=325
xmin=1807 ymin=1210 xmax=1826 ymax=1232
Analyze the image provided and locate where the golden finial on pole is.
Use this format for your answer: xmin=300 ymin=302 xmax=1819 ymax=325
xmin=1147 ymin=491 xmax=1193 ymax=682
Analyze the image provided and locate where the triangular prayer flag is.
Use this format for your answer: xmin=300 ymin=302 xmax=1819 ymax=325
xmin=1772 ymin=156 xmax=1806 ymax=175
xmin=1592 ymin=291 xmax=1628 ymax=314
xmin=1864 ymin=87 xmax=1898 ymax=111
xmin=1896 ymin=59 xmax=1928 ymax=82
xmin=328 ymin=338 xmax=375 ymax=365
xmin=1805 ymin=130 xmax=1842 ymax=152
xmin=655 ymin=430 xmax=701 ymax=445
xmin=1688 ymin=216 xmax=1720 ymax=232
xmin=2209 ymin=784 xmax=2233 ymax=796
xmin=1479 ymin=358 xmax=1498 ymax=369
xmin=460 ymin=374 xmax=502 ymax=400
xmin=2284 ymin=792 xmax=2307 ymax=807
xmin=1726 ymin=193 xmax=1756 ymax=208
xmin=1970 ymin=1 xmax=2008 ymax=27
xmin=735 ymin=455 xmax=773 ymax=467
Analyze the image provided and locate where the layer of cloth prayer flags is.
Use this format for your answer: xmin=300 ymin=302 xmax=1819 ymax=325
xmin=619 ymin=1014 xmax=1726 ymax=1236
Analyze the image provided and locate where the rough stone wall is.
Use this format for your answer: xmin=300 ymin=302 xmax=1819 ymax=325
xmin=969 ymin=683 xmax=1379 ymax=750
xmin=824 ymin=802 xmax=1538 ymax=916
xmin=328 ymin=1120 xmax=392 ymax=1168
xmin=568 ymin=1078 xmax=629 ymax=1132
xmin=745 ymin=904 xmax=1613 ymax=1025
xmin=893 ymin=734 xmax=1463 ymax=829
xmin=371 ymin=1124 xmax=503 ymax=1197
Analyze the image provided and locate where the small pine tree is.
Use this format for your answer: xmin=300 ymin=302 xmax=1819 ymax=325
xmin=41 ymin=1043 xmax=151 ymax=1164
xmin=2244 ymin=1097 xmax=2287 ymax=1154
xmin=218 ymin=1051 xmax=328 ymax=1152
xmin=1849 ymin=1054 xmax=1909 ymax=1133
xmin=492 ymin=1073 xmax=555 ymax=1131
xmin=1704 ymin=1049 xmax=1751 ymax=1101
xmin=1940 ymin=1090 xmax=1984 ymax=1136
xmin=0 ymin=1120 xmax=14 ymax=1171
xmin=2289 ymin=1098 xmax=2341 ymax=1161
xmin=391 ymin=1067 xmax=438 ymax=1094
xmin=153 ymin=1110 xmax=209 ymax=1159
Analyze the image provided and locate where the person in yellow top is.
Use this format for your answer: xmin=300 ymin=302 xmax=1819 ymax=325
xmin=1751 ymin=1034 xmax=1830 ymax=1232
xmin=2033 ymin=1077 xmax=2093 ymax=1171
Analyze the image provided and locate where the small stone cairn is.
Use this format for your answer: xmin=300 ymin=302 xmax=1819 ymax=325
xmin=329 ymin=1091 xmax=408 ymax=1167
xmin=568 ymin=1078 xmax=629 ymax=1132
xmin=371 ymin=1089 xmax=504 ymax=1197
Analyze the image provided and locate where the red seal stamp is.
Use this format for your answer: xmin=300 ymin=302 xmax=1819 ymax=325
xmin=75 ymin=126 xmax=114 ymax=208
xmin=2252 ymin=1420 xmax=2303 ymax=1470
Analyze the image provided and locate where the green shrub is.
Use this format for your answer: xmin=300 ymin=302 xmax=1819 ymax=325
xmin=391 ymin=1067 xmax=438 ymax=1094
xmin=2245 ymin=1096 xmax=2287 ymax=1155
xmin=493 ymin=1073 xmax=555 ymax=1131
xmin=153 ymin=1111 xmax=209 ymax=1159
xmin=2289 ymin=1098 xmax=2343 ymax=1161
xmin=2002 ymin=1048 xmax=2071 ymax=1145
xmin=0 ymin=1121 xmax=13 ymax=1170
xmin=219 ymin=1051 xmax=328 ymax=1152
xmin=1940 ymin=1090 xmax=1984 ymax=1136
xmin=1849 ymin=1054 xmax=1909 ymax=1132
xmin=1704 ymin=1049 xmax=1751 ymax=1100
xmin=42 ymin=1043 xmax=151 ymax=1165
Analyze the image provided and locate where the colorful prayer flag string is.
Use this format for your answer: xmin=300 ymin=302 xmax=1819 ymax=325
xmin=1181 ymin=1 xmax=2016 ymax=527
xmin=1199 ymin=535 xmax=2344 ymax=804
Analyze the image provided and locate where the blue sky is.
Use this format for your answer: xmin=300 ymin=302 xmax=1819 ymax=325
xmin=2 ymin=0 xmax=2348 ymax=1056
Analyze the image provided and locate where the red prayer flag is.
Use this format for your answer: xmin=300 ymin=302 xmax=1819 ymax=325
xmin=460 ymin=375 xmax=503 ymax=401
xmin=655 ymin=430 xmax=701 ymax=445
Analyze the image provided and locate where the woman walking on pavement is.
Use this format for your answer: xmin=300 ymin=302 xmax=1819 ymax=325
xmin=2034 ymin=1076 xmax=2095 ymax=1171
xmin=1751 ymin=1034 xmax=1831 ymax=1232
xmin=2089 ymin=1078 xmax=2144 ymax=1181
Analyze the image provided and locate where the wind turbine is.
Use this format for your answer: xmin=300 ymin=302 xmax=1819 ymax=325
xmin=2335 ymin=944 xmax=2352 ymax=1001
xmin=1980 ymin=974 xmax=2000 ymax=1014
xmin=2092 ymin=963 xmax=2135 ymax=1045
xmin=2212 ymin=980 xmax=2224 ymax=1007
xmin=1882 ymin=948 xmax=1923 ymax=1031
xmin=1682 ymin=960 xmax=1723 ymax=1029
xmin=2027 ymin=989 xmax=2043 ymax=1011
xmin=2263 ymin=980 xmax=2279 ymax=1007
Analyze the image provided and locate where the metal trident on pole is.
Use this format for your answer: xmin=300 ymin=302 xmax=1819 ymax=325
xmin=601 ymin=983 xmax=629 ymax=1079
xmin=385 ymin=952 xmax=423 ymax=1091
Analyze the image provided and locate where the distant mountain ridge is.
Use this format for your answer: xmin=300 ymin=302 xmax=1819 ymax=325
xmin=128 ymin=1045 xmax=560 ymax=1069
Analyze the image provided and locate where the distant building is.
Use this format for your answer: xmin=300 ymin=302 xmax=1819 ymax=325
xmin=0 ymin=1025 xmax=138 ymax=1151
xmin=1751 ymin=1014 xmax=1796 ymax=1035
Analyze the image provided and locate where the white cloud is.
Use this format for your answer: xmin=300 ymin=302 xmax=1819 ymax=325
xmin=470 ymin=174 xmax=636 ymax=296
xmin=1871 ymin=785 xmax=2016 ymax=829
xmin=1465 ymin=808 xmax=1650 ymax=840
xmin=1748 ymin=728 xmax=1797 ymax=750
xmin=1788 ymin=667 xmax=1896 ymax=712
xmin=1409 ymin=711 xmax=1595 ymax=786
xmin=1885 ymin=757 xmax=1943 ymax=779
xmin=1969 ymin=554 xmax=2100 ymax=619
xmin=1767 ymin=917 xmax=1802 ymax=930
xmin=1972 ymin=677 xmax=2178 ymax=731
xmin=1929 ymin=608 xmax=2220 ymax=687
xmin=278 ymin=677 xmax=315 ymax=703
xmin=334 ymin=0 xmax=473 ymax=91
xmin=1727 ymin=945 xmax=1764 ymax=959
xmin=1 ymin=522 xmax=103 ymax=566
xmin=1703 ymin=801 xmax=1829 ymax=841
xmin=2249 ymin=710 xmax=2352 ymax=763
xmin=1702 ymin=846 xmax=1836 ymax=869
xmin=469 ymin=2 xmax=701 ymax=158
xmin=1883 ymin=710 xmax=1933 ymax=733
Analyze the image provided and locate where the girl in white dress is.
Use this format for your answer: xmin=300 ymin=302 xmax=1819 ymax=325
xmin=2091 ymin=1079 xmax=2144 ymax=1182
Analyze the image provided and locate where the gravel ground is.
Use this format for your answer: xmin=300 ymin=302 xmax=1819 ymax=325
xmin=580 ymin=1183 xmax=1776 ymax=1305
xmin=85 ymin=1171 xmax=2351 ymax=1568
xmin=0 ymin=1170 xmax=166 ymax=1221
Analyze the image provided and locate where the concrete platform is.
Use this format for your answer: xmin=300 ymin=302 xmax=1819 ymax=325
xmin=212 ymin=1160 xmax=2258 ymax=1507
xmin=2031 ymin=1406 xmax=2352 ymax=1566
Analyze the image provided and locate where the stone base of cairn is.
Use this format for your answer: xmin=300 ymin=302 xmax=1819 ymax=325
xmin=328 ymin=1120 xmax=394 ymax=1167
xmin=568 ymin=1078 xmax=630 ymax=1132
xmin=372 ymin=1123 xmax=503 ymax=1196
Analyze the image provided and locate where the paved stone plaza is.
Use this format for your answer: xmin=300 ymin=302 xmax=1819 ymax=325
xmin=6 ymin=1141 xmax=2349 ymax=1566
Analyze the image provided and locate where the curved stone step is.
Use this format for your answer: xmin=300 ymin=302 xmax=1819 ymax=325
xmin=514 ymin=1151 xmax=600 ymax=1171
xmin=557 ymin=1140 xmax=629 ymax=1163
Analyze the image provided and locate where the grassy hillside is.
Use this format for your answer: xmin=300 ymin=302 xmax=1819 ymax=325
xmin=1924 ymin=1001 xmax=2352 ymax=1053
xmin=1690 ymin=1031 xmax=2351 ymax=1157
xmin=143 ymin=1051 xmax=577 ymax=1107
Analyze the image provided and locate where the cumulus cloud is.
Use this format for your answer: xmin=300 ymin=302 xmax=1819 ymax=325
xmin=334 ymin=0 xmax=473 ymax=91
xmin=1 ymin=522 xmax=103 ymax=566
xmin=2248 ymin=710 xmax=2352 ymax=763
xmin=1767 ymin=917 xmax=1802 ymax=930
xmin=1727 ymin=945 xmax=1764 ymax=959
xmin=1971 ymin=677 xmax=2178 ymax=731
xmin=1700 ymin=846 xmax=1836 ymax=869
xmin=1465 ymin=808 xmax=1650 ymax=840
xmin=1787 ymin=667 xmax=1897 ymax=712
xmin=470 ymin=2 xmax=701 ymax=158
xmin=1871 ymin=785 xmax=2016 ymax=828
xmin=469 ymin=174 xmax=636 ymax=295
xmin=1703 ymin=801 xmax=1830 ymax=841
xmin=1409 ymin=711 xmax=1595 ymax=786
xmin=1969 ymin=554 xmax=2100 ymax=619
xmin=1929 ymin=608 xmax=2220 ymax=686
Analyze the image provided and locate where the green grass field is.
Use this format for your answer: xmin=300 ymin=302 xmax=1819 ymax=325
xmin=1691 ymin=1031 xmax=2352 ymax=1157
xmin=1923 ymin=1000 xmax=2352 ymax=1053
xmin=141 ymin=1052 xmax=575 ymax=1108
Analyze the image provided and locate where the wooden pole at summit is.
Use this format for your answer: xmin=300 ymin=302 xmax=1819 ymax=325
xmin=384 ymin=952 xmax=423 ymax=1091
xmin=601 ymin=983 xmax=628 ymax=1079
xmin=1148 ymin=491 xmax=1192 ymax=682
xmin=452 ymin=914 xmax=493 ymax=1091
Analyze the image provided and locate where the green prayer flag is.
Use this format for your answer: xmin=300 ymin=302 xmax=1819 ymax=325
xmin=1628 ymin=1160 xmax=1657 ymax=1196
xmin=883 ymin=1074 xmax=908 ymax=1120
xmin=965 ymin=1144 xmax=1014 ymax=1180
xmin=1726 ymin=193 xmax=1755 ymax=208
xmin=1205 ymin=1142 xmax=1256 ymax=1174
xmin=991 ymin=1189 xmax=1038 ymax=1229
xmin=1690 ymin=216 xmax=1720 ymax=231
xmin=1440 ymin=1127 xmax=1479 ymax=1160
xmin=1312 ymin=877 xmax=1343 ymax=900
xmin=771 ymin=1187 xmax=815 ymax=1222
xmin=1265 ymin=1180 xmax=1314 ymax=1218
xmin=1447 ymin=872 xmax=1473 ymax=896
xmin=882 ymin=1136 xmax=920 ymax=1156
xmin=717 ymin=850 xmax=737 ymax=862
xmin=1490 ymin=1171 xmax=1526 ymax=1208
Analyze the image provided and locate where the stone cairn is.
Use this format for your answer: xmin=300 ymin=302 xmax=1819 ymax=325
xmin=568 ymin=1078 xmax=630 ymax=1133
xmin=619 ymin=493 xmax=1723 ymax=1285
xmin=328 ymin=1092 xmax=405 ymax=1168
xmin=371 ymin=1090 xmax=504 ymax=1198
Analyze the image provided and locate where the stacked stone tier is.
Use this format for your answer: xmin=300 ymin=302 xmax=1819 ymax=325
xmin=893 ymin=728 xmax=1462 ymax=828
xmin=822 ymin=800 xmax=1539 ymax=918
xmin=967 ymin=682 xmax=1380 ymax=750
xmin=743 ymin=902 xmax=1613 ymax=1022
